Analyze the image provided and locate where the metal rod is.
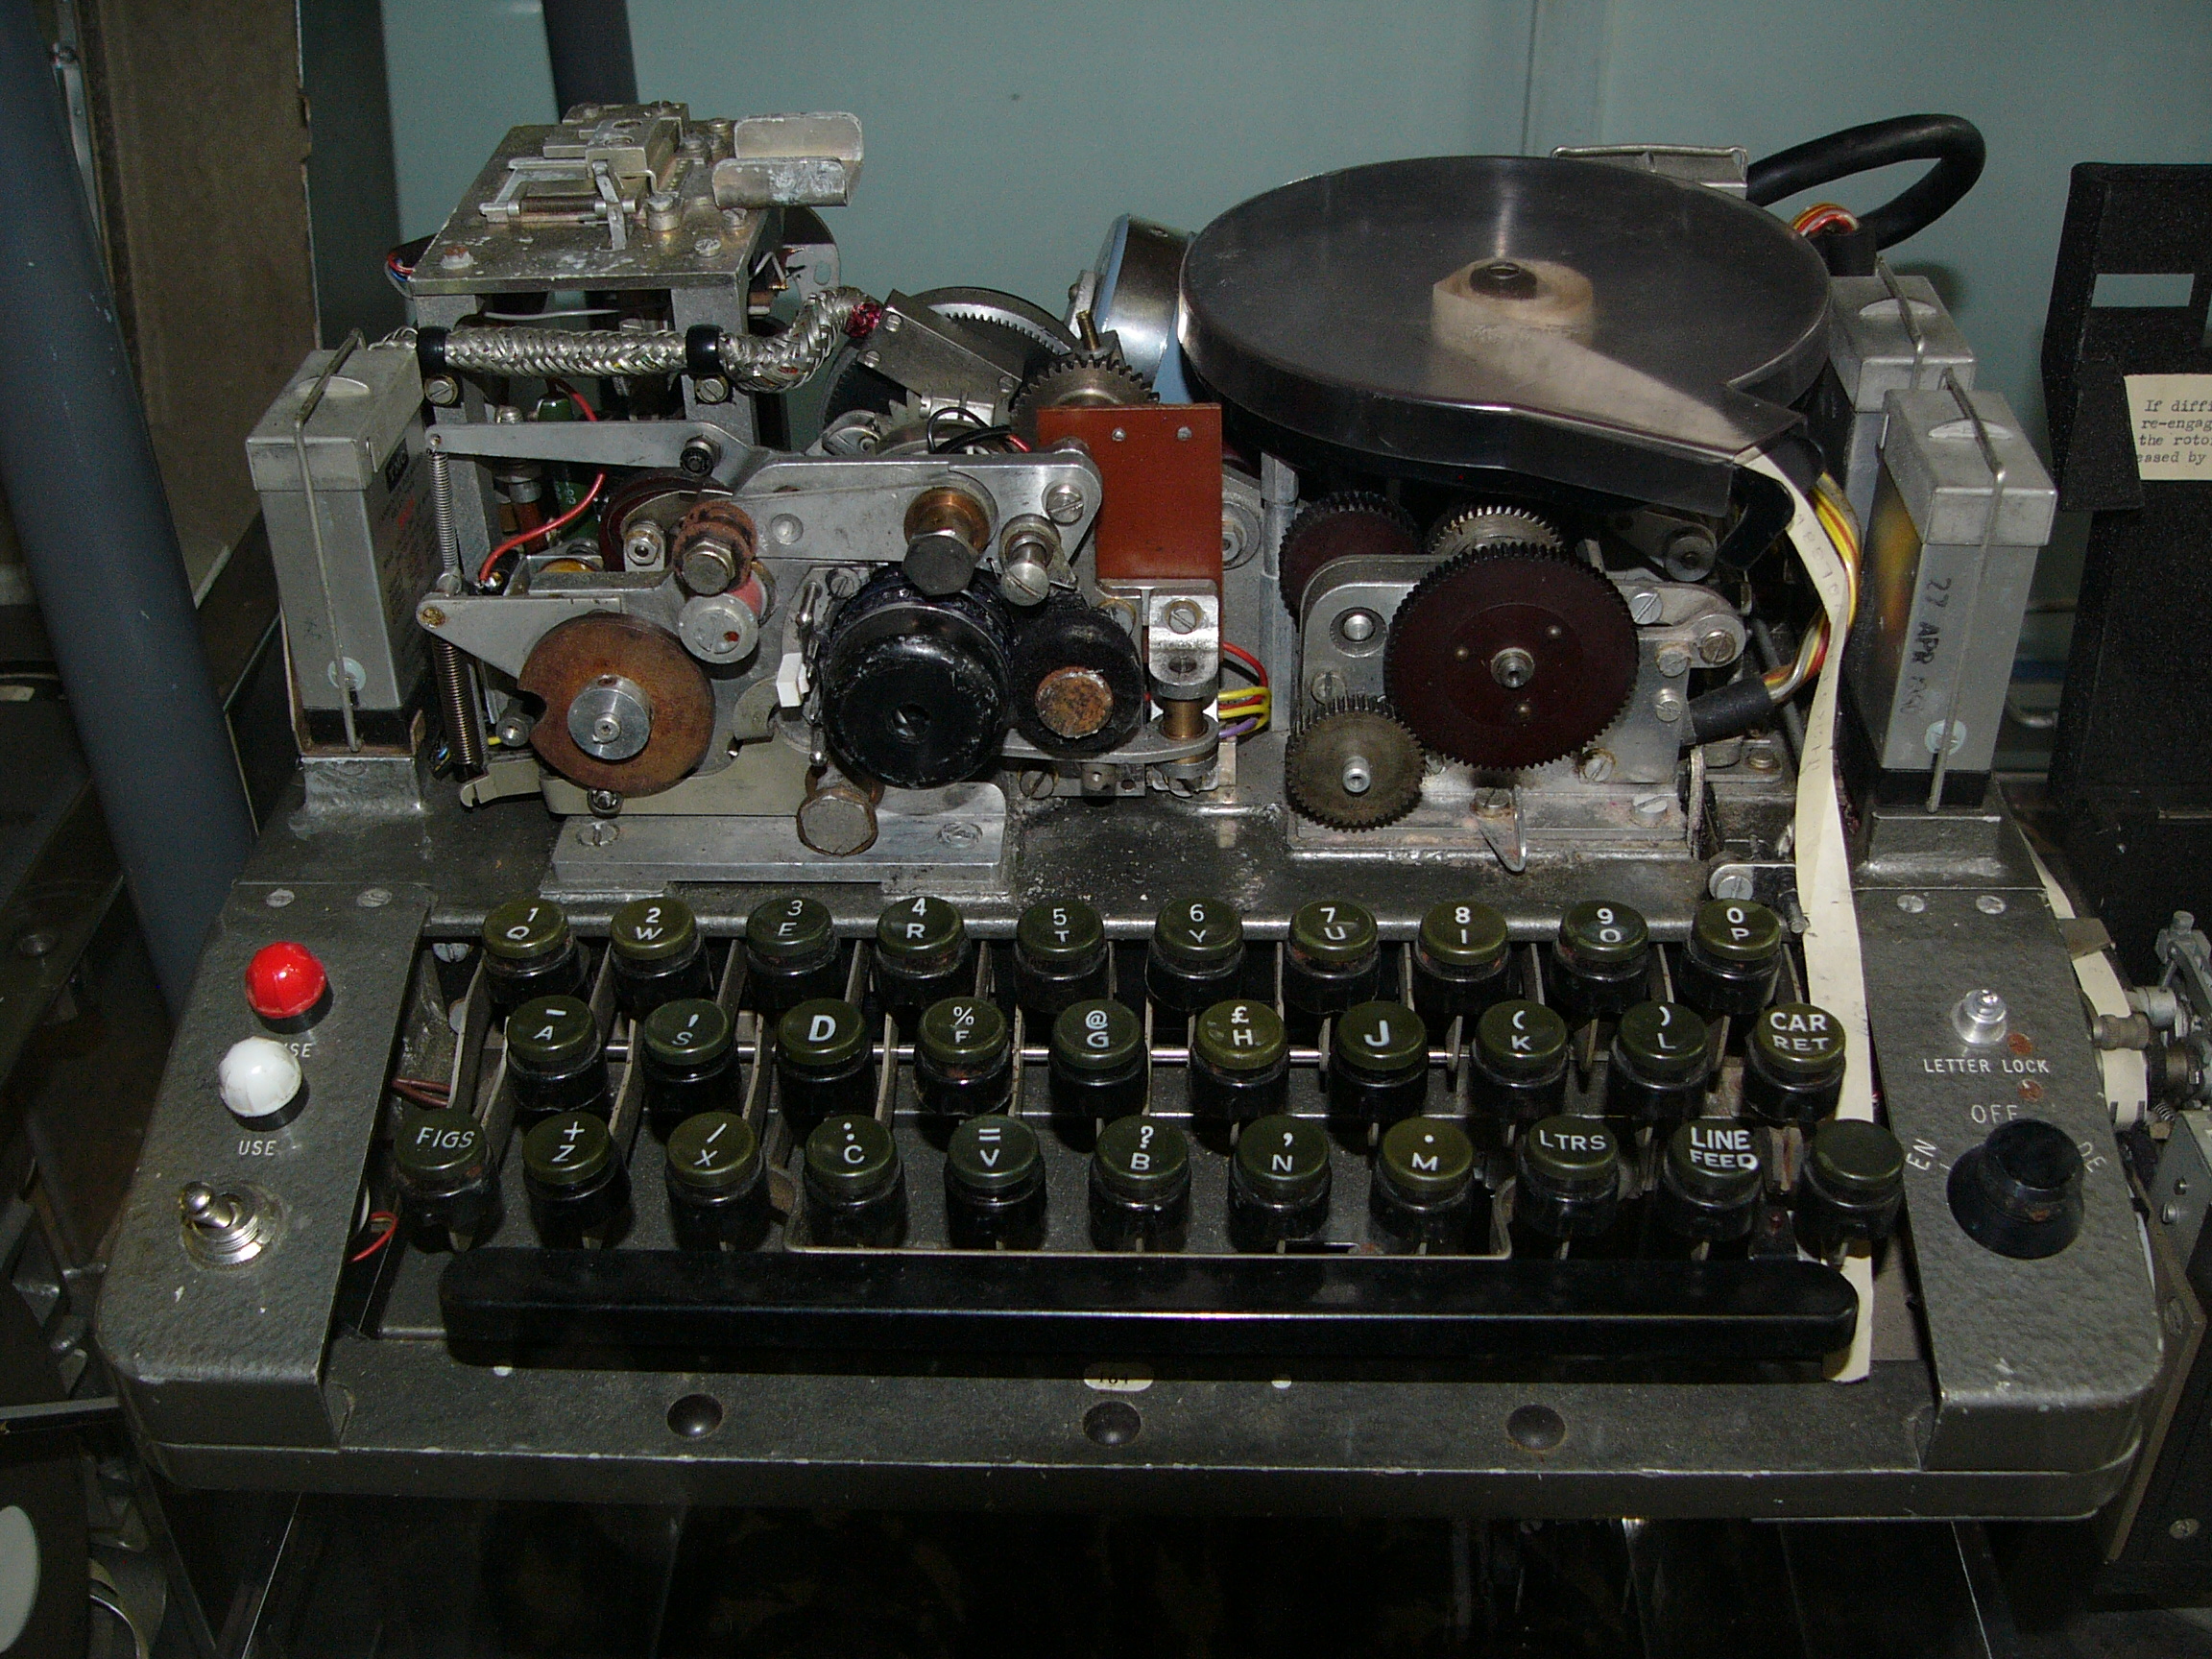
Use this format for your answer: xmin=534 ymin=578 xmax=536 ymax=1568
xmin=1927 ymin=369 xmax=2005 ymax=811
xmin=293 ymin=331 xmax=364 ymax=753
xmin=0 ymin=3 xmax=255 ymax=1014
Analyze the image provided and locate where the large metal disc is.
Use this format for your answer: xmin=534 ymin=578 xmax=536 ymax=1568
xmin=519 ymin=613 xmax=714 ymax=797
xmin=1179 ymin=156 xmax=1832 ymax=512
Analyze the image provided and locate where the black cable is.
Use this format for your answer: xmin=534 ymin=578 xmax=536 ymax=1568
xmin=1745 ymin=114 xmax=1985 ymax=249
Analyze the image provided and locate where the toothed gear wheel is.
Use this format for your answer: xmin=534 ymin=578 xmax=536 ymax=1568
xmin=1284 ymin=696 xmax=1427 ymax=830
xmin=1382 ymin=543 xmax=1638 ymax=770
xmin=1009 ymin=351 xmax=1155 ymax=439
xmin=1276 ymin=493 xmax=1421 ymax=614
xmin=1425 ymin=502 xmax=1564 ymax=560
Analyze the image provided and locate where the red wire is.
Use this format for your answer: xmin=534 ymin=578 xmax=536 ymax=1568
xmin=349 ymin=1212 xmax=398 ymax=1262
xmin=475 ymin=388 xmax=605 ymax=585
xmin=1220 ymin=641 xmax=1267 ymax=687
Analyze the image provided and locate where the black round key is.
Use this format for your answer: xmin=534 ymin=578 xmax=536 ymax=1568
xmin=914 ymin=998 xmax=1012 ymax=1117
xmin=803 ymin=1113 xmax=907 ymax=1246
xmin=1947 ymin=1118 xmax=2084 ymax=1260
xmin=873 ymin=896 xmax=971 ymax=1027
xmin=609 ymin=896 xmax=710 ymax=1016
xmin=1370 ymin=1115 xmax=1484 ymax=1256
xmin=1328 ymin=1001 xmax=1430 ymax=1123
xmin=505 ymin=995 xmax=609 ymax=1121
xmin=1605 ymin=1001 xmax=1711 ymax=1120
xmin=1049 ymin=998 xmax=1147 ymax=1118
xmin=1014 ymin=900 xmax=1110 ymax=1020
xmin=1743 ymin=1002 xmax=1846 ymax=1125
xmin=1190 ymin=998 xmax=1288 ymax=1122
xmin=1550 ymin=900 xmax=1650 ymax=1022
xmin=1090 ymin=1115 xmax=1191 ymax=1251
xmin=775 ymin=998 xmax=874 ymax=1138
xmin=743 ymin=895 xmax=843 ymax=1016
xmin=391 ymin=1106 xmax=499 ymax=1248
xmin=1229 ymin=1114 xmax=1333 ymax=1250
xmin=1654 ymin=1118 xmax=1764 ymax=1245
xmin=638 ymin=998 xmax=736 ymax=1134
xmin=1513 ymin=1115 xmax=1621 ymax=1247
xmin=664 ymin=1111 xmax=770 ymax=1251
xmin=1285 ymin=899 xmax=1382 ymax=1021
xmin=480 ymin=896 xmax=584 ymax=1013
xmin=1146 ymin=897 xmax=1245 ymax=1016
xmin=944 ymin=1115 xmax=1046 ymax=1249
xmin=1795 ymin=1118 xmax=1906 ymax=1259
xmin=1470 ymin=999 xmax=1570 ymax=1123
xmin=1676 ymin=899 xmax=1784 ymax=1020
xmin=1413 ymin=900 xmax=1512 ymax=1023
xmin=520 ymin=1110 xmax=629 ymax=1245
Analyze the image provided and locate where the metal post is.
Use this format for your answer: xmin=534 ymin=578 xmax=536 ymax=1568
xmin=0 ymin=0 xmax=256 ymax=1014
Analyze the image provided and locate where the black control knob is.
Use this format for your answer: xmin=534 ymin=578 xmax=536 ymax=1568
xmin=915 ymin=998 xmax=1014 ymax=1117
xmin=637 ymin=998 xmax=737 ymax=1137
xmin=1189 ymin=998 xmax=1288 ymax=1124
xmin=608 ymin=896 xmax=711 ymax=1017
xmin=505 ymin=995 xmax=609 ymax=1123
xmin=1412 ymin=900 xmax=1512 ymax=1025
xmin=1794 ymin=1118 xmax=1906 ymax=1259
xmin=774 ymin=998 xmax=875 ymax=1140
xmin=873 ymin=896 xmax=972 ymax=1029
xmin=1014 ymin=900 xmax=1111 ymax=1022
xmin=803 ymin=1112 xmax=907 ymax=1246
xmin=1048 ymin=998 xmax=1147 ymax=1119
xmin=664 ymin=1111 xmax=771 ymax=1251
xmin=1228 ymin=1114 xmax=1333 ymax=1251
xmin=743 ymin=895 xmax=844 ymax=1017
xmin=1470 ymin=999 xmax=1570 ymax=1124
xmin=818 ymin=569 xmax=1012 ymax=790
xmin=1674 ymin=899 xmax=1784 ymax=1021
xmin=1652 ymin=1118 xmax=1764 ymax=1247
xmin=1743 ymin=1003 xmax=1846 ymax=1126
xmin=1947 ymin=1118 xmax=2084 ymax=1259
xmin=1089 ymin=1114 xmax=1191 ymax=1252
xmin=481 ymin=896 xmax=585 ymax=1015
xmin=1328 ymin=1001 xmax=1430 ymax=1125
xmin=944 ymin=1114 xmax=1047 ymax=1249
xmin=1604 ymin=1001 xmax=1712 ymax=1121
xmin=521 ymin=1110 xmax=631 ymax=1246
xmin=1512 ymin=1116 xmax=1621 ymax=1252
xmin=390 ymin=1106 xmax=500 ymax=1248
xmin=1146 ymin=897 xmax=1245 ymax=1017
xmin=1284 ymin=899 xmax=1382 ymax=1025
xmin=1550 ymin=900 xmax=1650 ymax=1023
xmin=1370 ymin=1116 xmax=1485 ymax=1254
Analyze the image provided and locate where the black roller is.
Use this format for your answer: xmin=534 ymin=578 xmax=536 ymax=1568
xmin=819 ymin=570 xmax=1012 ymax=789
xmin=1007 ymin=598 xmax=1146 ymax=757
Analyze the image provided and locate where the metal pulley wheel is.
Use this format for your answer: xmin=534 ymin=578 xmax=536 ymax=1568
xmin=517 ymin=613 xmax=715 ymax=797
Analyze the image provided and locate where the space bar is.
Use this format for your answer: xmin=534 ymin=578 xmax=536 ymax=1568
xmin=438 ymin=1250 xmax=1858 ymax=1362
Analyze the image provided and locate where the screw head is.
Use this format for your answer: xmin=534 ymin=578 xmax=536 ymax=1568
xmin=693 ymin=375 xmax=731 ymax=404
xmin=1898 ymin=893 xmax=1927 ymax=913
xmin=1697 ymin=627 xmax=1737 ymax=666
xmin=1977 ymin=894 xmax=2008 ymax=915
xmin=1042 ymin=482 xmax=1085 ymax=524
xmin=1627 ymin=589 xmax=1665 ymax=625
xmin=1165 ymin=600 xmax=1201 ymax=635
xmin=1652 ymin=687 xmax=1685 ymax=723
xmin=1576 ymin=748 xmax=1615 ymax=782
xmin=1711 ymin=871 xmax=1754 ymax=902
xmin=424 ymin=375 xmax=461 ymax=407
xmin=2173 ymin=1518 xmax=2201 ymax=1541
xmin=438 ymin=245 xmax=473 ymax=271
xmin=1309 ymin=670 xmax=1348 ymax=704
xmin=1656 ymin=645 xmax=1692 ymax=678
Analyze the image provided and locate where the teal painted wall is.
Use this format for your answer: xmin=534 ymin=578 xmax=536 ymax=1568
xmin=383 ymin=0 xmax=2212 ymax=436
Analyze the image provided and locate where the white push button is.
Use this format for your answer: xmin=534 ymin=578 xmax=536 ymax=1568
xmin=219 ymin=1037 xmax=304 ymax=1128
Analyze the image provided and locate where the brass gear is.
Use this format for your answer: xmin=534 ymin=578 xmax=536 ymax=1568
xmin=1009 ymin=351 xmax=1155 ymax=441
xmin=1277 ymin=493 xmax=1420 ymax=614
xmin=1425 ymin=501 xmax=1564 ymax=560
xmin=1284 ymin=696 xmax=1426 ymax=830
xmin=1382 ymin=543 xmax=1637 ymax=770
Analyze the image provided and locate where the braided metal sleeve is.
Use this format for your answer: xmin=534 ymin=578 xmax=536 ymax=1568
xmin=714 ymin=287 xmax=878 ymax=391
xmin=436 ymin=288 xmax=878 ymax=390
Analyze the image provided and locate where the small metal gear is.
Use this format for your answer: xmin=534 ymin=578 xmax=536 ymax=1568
xmin=1277 ymin=493 xmax=1421 ymax=614
xmin=1382 ymin=542 xmax=1638 ymax=771
xmin=1425 ymin=501 xmax=1565 ymax=560
xmin=1008 ymin=351 xmax=1155 ymax=440
xmin=1284 ymin=695 xmax=1426 ymax=830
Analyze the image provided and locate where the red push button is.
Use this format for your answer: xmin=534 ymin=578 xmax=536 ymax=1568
xmin=245 ymin=942 xmax=330 ymax=1031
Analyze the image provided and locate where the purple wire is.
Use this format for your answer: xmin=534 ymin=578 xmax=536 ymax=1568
xmin=1221 ymin=717 xmax=1258 ymax=740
